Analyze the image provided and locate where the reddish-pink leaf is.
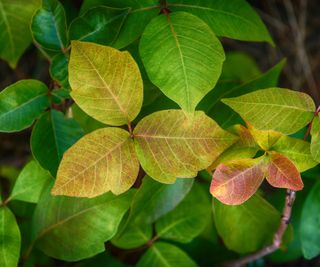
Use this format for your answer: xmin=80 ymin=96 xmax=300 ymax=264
xmin=266 ymin=152 xmax=303 ymax=191
xmin=210 ymin=158 xmax=266 ymax=205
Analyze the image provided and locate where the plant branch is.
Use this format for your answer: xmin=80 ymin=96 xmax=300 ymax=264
xmin=223 ymin=109 xmax=319 ymax=267
xmin=223 ymin=190 xmax=296 ymax=267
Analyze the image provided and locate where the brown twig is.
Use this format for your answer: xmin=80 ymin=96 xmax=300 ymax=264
xmin=223 ymin=190 xmax=296 ymax=267
xmin=223 ymin=107 xmax=320 ymax=267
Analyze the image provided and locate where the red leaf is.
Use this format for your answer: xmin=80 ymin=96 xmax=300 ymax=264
xmin=266 ymin=152 xmax=303 ymax=191
xmin=210 ymin=158 xmax=265 ymax=205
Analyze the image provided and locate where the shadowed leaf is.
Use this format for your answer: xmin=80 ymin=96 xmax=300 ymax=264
xmin=155 ymin=183 xmax=211 ymax=243
xmin=134 ymin=110 xmax=237 ymax=183
xmin=34 ymin=183 xmax=134 ymax=261
xmin=0 ymin=207 xmax=21 ymax=267
xmin=213 ymin=194 xmax=285 ymax=253
xmin=52 ymin=127 xmax=140 ymax=197
xmin=31 ymin=110 xmax=84 ymax=177
xmin=0 ymin=0 xmax=40 ymax=68
xmin=311 ymin=114 xmax=320 ymax=162
xmin=167 ymin=0 xmax=273 ymax=44
xmin=137 ymin=242 xmax=197 ymax=267
xmin=69 ymin=41 xmax=143 ymax=126
xmin=300 ymin=182 xmax=320 ymax=259
xmin=69 ymin=6 xmax=130 ymax=45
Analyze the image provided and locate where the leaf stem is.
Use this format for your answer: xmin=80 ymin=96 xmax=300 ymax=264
xmin=223 ymin=190 xmax=296 ymax=267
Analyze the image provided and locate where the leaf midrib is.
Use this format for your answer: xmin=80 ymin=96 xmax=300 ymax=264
xmin=54 ymin=138 xmax=129 ymax=192
xmin=165 ymin=13 xmax=191 ymax=111
xmin=0 ymin=93 xmax=47 ymax=121
xmin=77 ymin=44 xmax=129 ymax=121
xmin=224 ymin=99 xmax=313 ymax=112
xmin=167 ymin=3 xmax=259 ymax=31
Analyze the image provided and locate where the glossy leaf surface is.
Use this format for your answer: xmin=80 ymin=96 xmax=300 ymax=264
xmin=0 ymin=80 xmax=49 ymax=132
xmin=31 ymin=110 xmax=84 ymax=177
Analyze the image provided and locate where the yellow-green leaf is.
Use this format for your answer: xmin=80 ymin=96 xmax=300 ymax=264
xmin=69 ymin=40 xmax=143 ymax=126
xmin=0 ymin=0 xmax=40 ymax=68
xmin=222 ymin=88 xmax=315 ymax=134
xmin=272 ymin=135 xmax=317 ymax=172
xmin=211 ymin=157 xmax=266 ymax=205
xmin=311 ymin=114 xmax=320 ymax=162
xmin=247 ymin=123 xmax=282 ymax=151
xmin=208 ymin=125 xmax=259 ymax=172
xmin=52 ymin=127 xmax=140 ymax=197
xmin=133 ymin=110 xmax=237 ymax=183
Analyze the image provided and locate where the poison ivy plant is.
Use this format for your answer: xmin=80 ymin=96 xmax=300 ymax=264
xmin=0 ymin=0 xmax=320 ymax=266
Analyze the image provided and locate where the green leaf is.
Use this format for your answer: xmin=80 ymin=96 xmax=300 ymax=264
xmin=0 ymin=80 xmax=49 ymax=132
xmin=156 ymin=182 xmax=211 ymax=243
xmin=69 ymin=6 xmax=130 ymax=46
xmin=210 ymin=157 xmax=266 ymax=205
xmin=69 ymin=40 xmax=143 ymax=126
xmin=272 ymin=135 xmax=317 ymax=172
xmin=52 ymin=127 xmax=140 ymax=197
xmin=0 ymin=207 xmax=21 ymax=267
xmin=111 ymin=216 xmax=152 ymax=249
xmin=220 ymin=52 xmax=261 ymax=83
xmin=33 ymin=182 xmax=134 ymax=261
xmin=199 ymin=59 xmax=285 ymax=128
xmin=140 ymin=11 xmax=225 ymax=112
xmin=134 ymin=110 xmax=237 ymax=183
xmin=10 ymin=160 xmax=51 ymax=203
xmin=49 ymin=53 xmax=69 ymax=89
xmin=129 ymin=176 xmax=194 ymax=224
xmin=310 ymin=114 xmax=320 ymax=162
xmin=31 ymin=0 xmax=68 ymax=51
xmin=137 ymin=242 xmax=197 ymax=267
xmin=213 ymin=194 xmax=282 ymax=253
xmin=222 ymin=88 xmax=315 ymax=134
xmin=0 ymin=0 xmax=40 ymax=68
xmin=81 ymin=0 xmax=159 ymax=49
xmin=300 ymin=182 xmax=320 ymax=259
xmin=72 ymin=104 xmax=106 ymax=133
xmin=167 ymin=0 xmax=273 ymax=44
xmin=31 ymin=110 xmax=84 ymax=177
